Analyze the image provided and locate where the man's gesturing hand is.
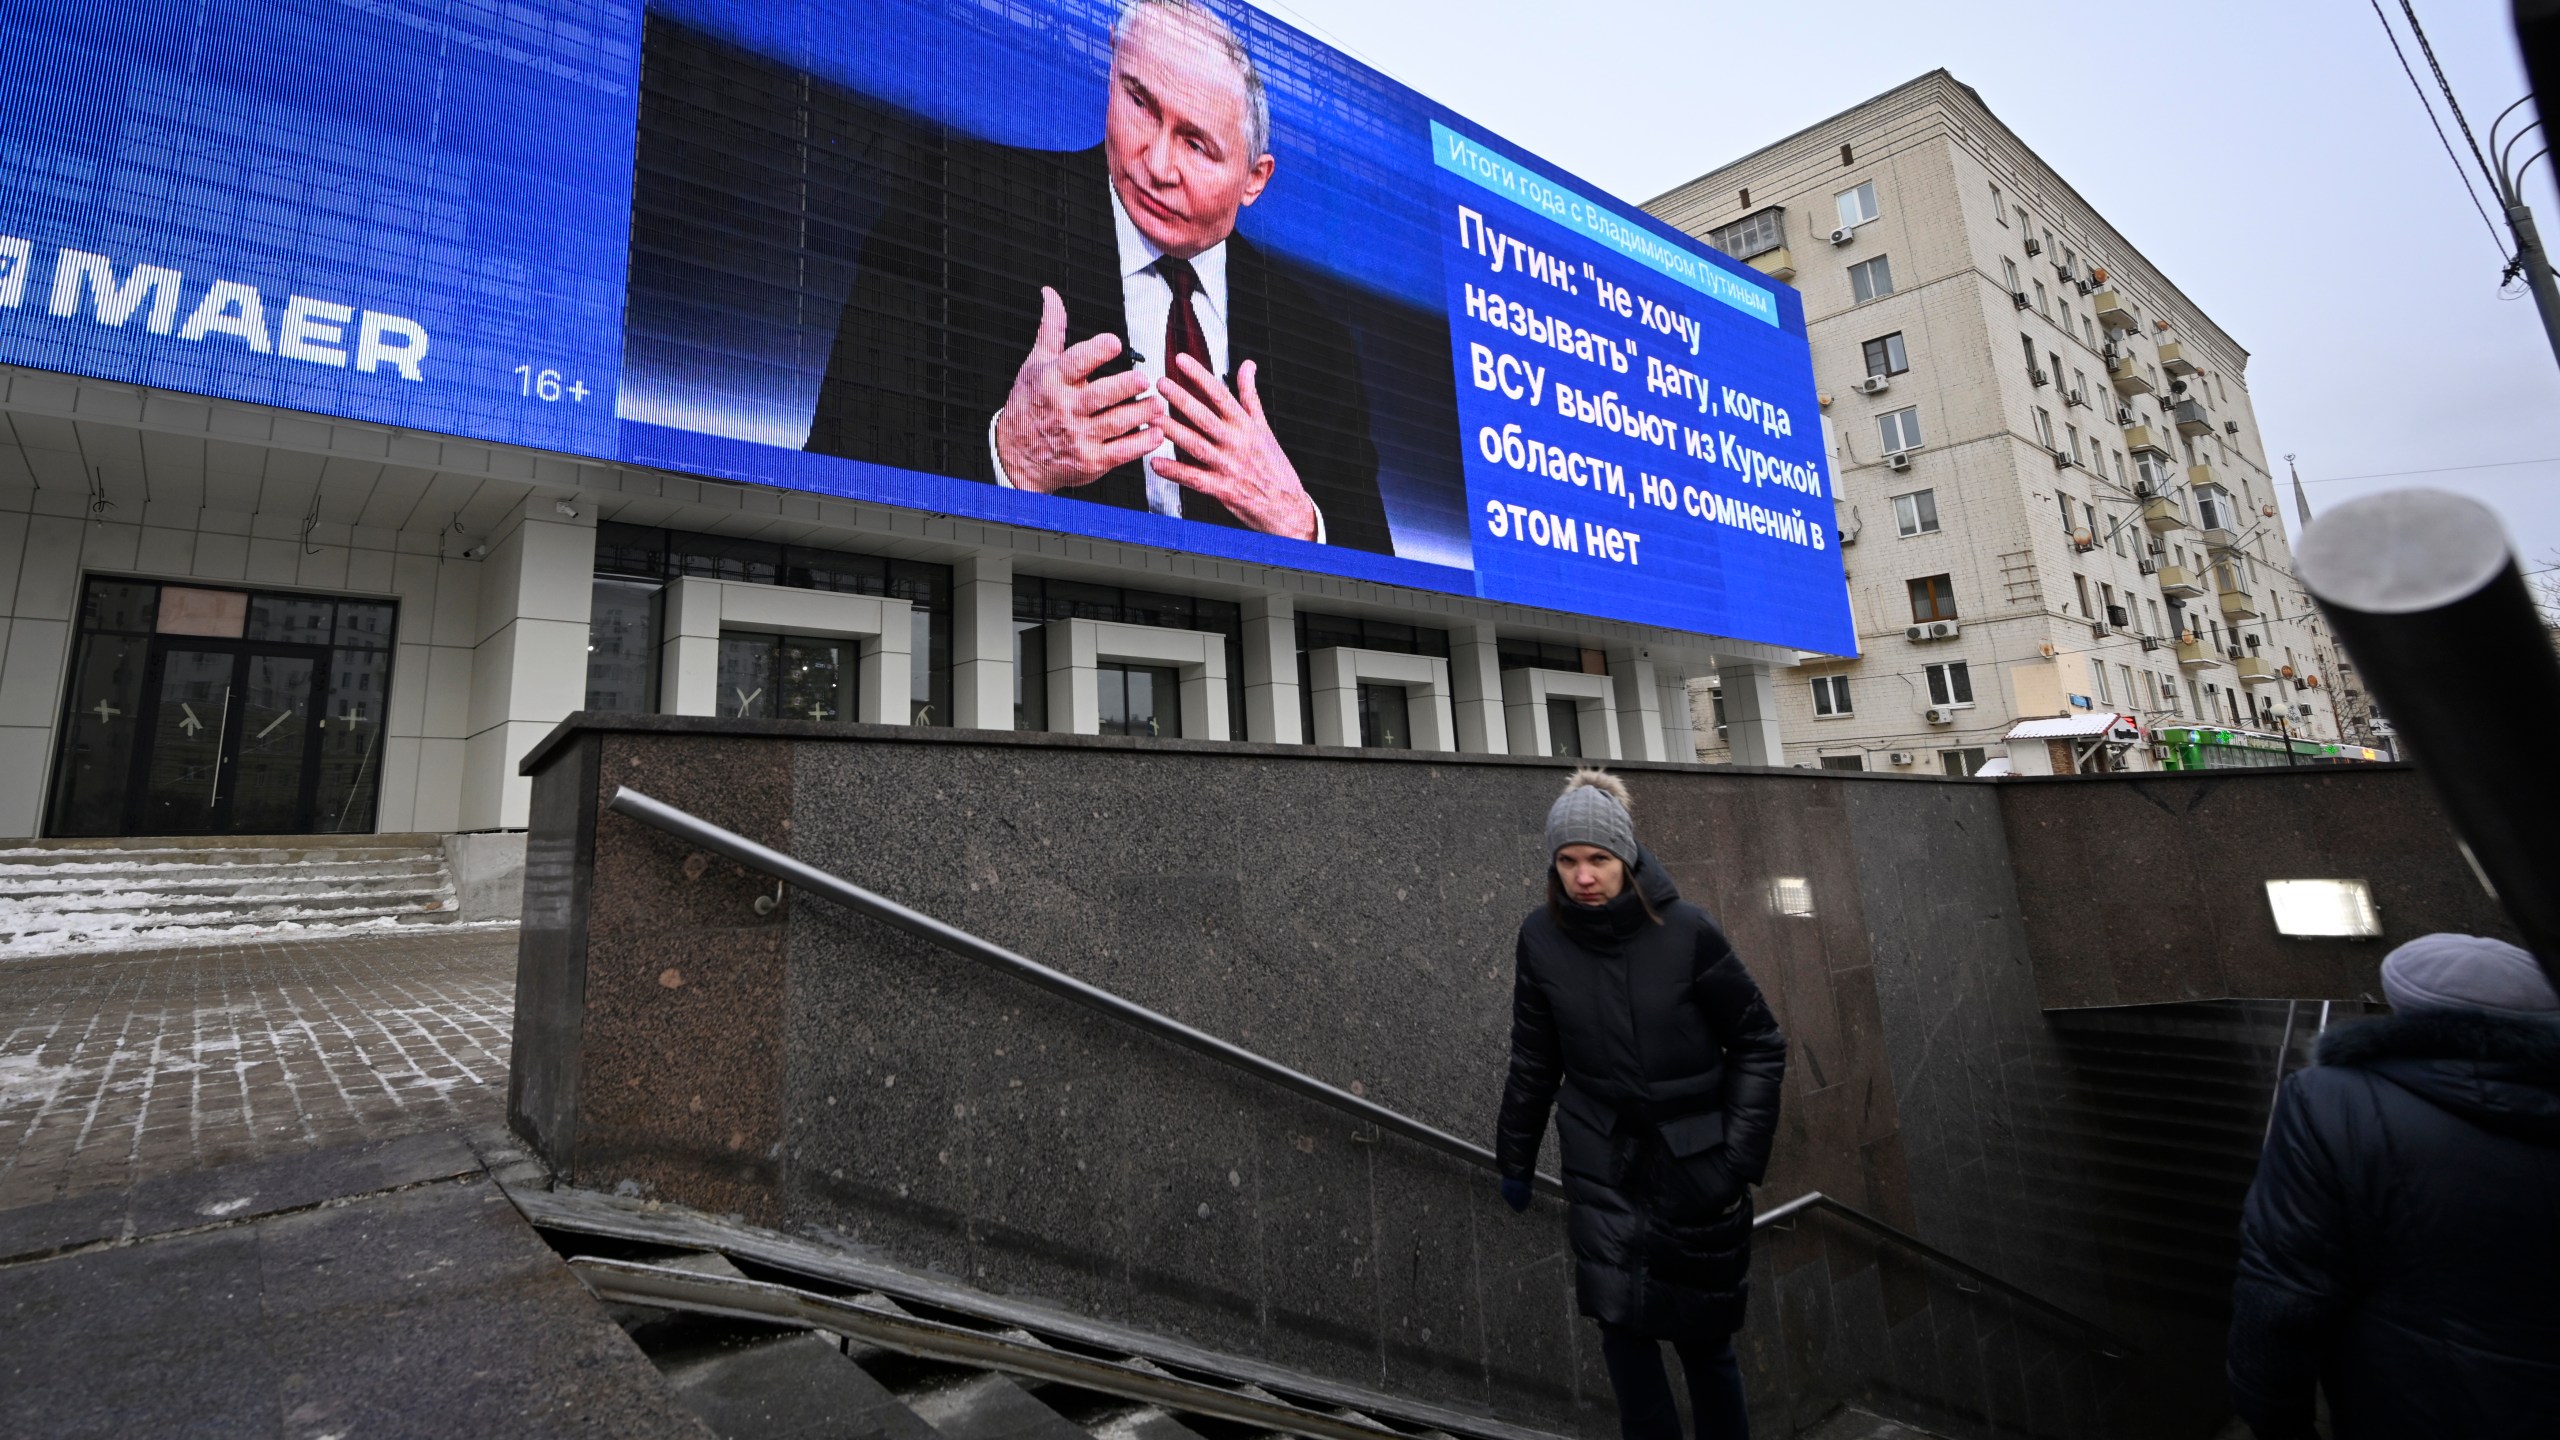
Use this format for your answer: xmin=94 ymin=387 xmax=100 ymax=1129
xmin=1153 ymin=355 xmax=1319 ymax=542
xmin=995 ymin=287 xmax=1166 ymax=494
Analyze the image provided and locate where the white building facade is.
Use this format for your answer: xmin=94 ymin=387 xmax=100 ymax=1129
xmin=1647 ymin=72 xmax=2345 ymax=774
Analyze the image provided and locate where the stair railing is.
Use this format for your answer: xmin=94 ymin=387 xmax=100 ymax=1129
xmin=603 ymin=785 xmax=2134 ymax=1360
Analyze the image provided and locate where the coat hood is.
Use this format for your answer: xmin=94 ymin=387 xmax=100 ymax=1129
xmin=2315 ymin=1008 xmax=2560 ymax=1146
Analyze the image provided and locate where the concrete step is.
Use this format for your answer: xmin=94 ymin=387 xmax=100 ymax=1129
xmin=0 ymin=835 xmax=459 ymax=948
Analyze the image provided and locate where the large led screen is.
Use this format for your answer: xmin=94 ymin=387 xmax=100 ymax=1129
xmin=0 ymin=0 xmax=1855 ymax=654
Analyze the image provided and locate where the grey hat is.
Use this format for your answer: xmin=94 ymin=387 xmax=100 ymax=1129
xmin=1545 ymin=769 xmax=1637 ymax=865
xmin=2380 ymin=933 xmax=2560 ymax=1015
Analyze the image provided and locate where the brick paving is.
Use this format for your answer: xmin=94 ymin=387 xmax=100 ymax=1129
xmin=0 ymin=927 xmax=517 ymax=1211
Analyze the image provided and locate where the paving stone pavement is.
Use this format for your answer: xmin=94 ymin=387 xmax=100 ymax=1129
xmin=0 ymin=928 xmax=518 ymax=1212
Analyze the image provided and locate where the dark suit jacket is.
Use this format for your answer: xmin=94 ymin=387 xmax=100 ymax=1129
xmin=805 ymin=139 xmax=1392 ymax=555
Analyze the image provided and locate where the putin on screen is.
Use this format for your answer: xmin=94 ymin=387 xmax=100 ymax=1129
xmin=804 ymin=0 xmax=1391 ymax=553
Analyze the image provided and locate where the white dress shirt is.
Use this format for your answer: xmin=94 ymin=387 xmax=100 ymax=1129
xmin=989 ymin=184 xmax=1322 ymax=541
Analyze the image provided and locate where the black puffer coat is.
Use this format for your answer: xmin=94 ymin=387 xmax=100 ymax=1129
xmin=1495 ymin=852 xmax=1787 ymax=1339
xmin=2229 ymin=1007 xmax=2560 ymax=1440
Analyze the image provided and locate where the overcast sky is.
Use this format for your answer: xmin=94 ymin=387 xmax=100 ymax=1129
xmin=1254 ymin=0 xmax=2560 ymax=575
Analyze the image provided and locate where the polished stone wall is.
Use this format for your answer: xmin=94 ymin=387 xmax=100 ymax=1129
xmin=511 ymin=719 xmax=2501 ymax=1440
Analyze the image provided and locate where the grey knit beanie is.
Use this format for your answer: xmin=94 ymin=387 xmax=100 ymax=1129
xmin=1545 ymin=769 xmax=1637 ymax=865
xmin=2380 ymin=933 xmax=2559 ymax=1015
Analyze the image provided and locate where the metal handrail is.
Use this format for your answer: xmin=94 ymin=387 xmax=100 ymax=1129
xmin=606 ymin=785 xmax=2132 ymax=1357
xmin=606 ymin=786 xmax=1563 ymax=1194
xmin=1754 ymin=1191 xmax=2133 ymax=1358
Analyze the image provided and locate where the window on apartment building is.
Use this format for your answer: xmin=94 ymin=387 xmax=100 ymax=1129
xmin=2003 ymin=257 xmax=2022 ymax=294
xmin=2196 ymin=485 xmax=2237 ymax=532
xmin=2057 ymin=491 xmax=2075 ymax=535
xmin=2112 ymin=518 xmax=2129 ymax=556
xmin=2063 ymin=423 xmax=2081 ymax=462
xmin=2033 ymin=408 xmax=2056 ymax=448
xmin=2141 ymin=671 xmax=2161 ymax=711
xmin=1877 ymin=406 xmax=1923 ymax=453
xmin=2160 ymin=673 xmax=2180 ymax=711
xmin=1991 ymin=183 xmax=2006 ymax=221
xmin=2112 ymin=451 xmax=2128 ymax=484
xmin=1862 ymin=332 xmax=1909 ymax=376
xmin=2015 ymin=205 xmax=2031 ymax=231
xmin=2081 ymin=315 xmax=2097 ymax=348
xmin=1850 ymin=255 xmax=1894 ymax=302
xmin=2034 ymin=280 xmax=2049 ymax=315
xmin=2073 ymin=573 xmax=2093 ymax=617
xmin=2121 ymin=664 xmax=2139 ymax=710
xmin=1811 ymin=674 xmax=1854 ymax=716
xmin=1836 ymin=181 xmax=1879 ymax=228
xmin=1706 ymin=206 xmax=1787 ymax=260
xmin=1819 ymin=754 xmax=1866 ymax=771
xmin=2147 ymin=598 xmax=2164 ymax=633
xmin=2087 ymin=657 xmax=2112 ymax=705
xmin=2049 ymin=352 xmax=2065 ymax=390
xmin=1941 ymin=748 xmax=1991 ymax=776
xmin=1840 ymin=142 xmax=1856 ymax=167
xmin=1908 ymin=574 xmax=1959 ymax=623
xmin=2020 ymin=333 xmax=2039 ymax=377
xmin=2100 ymin=582 xmax=2122 ymax=625
xmin=1926 ymin=661 xmax=1974 ymax=707
xmin=2062 ymin=245 xmax=2077 ymax=274
xmin=1893 ymin=489 xmax=1939 ymax=536
xmin=2070 ymin=369 xmax=2088 ymax=403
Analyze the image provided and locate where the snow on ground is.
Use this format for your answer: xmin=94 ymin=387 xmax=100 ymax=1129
xmin=0 ymin=910 xmax=517 ymax=960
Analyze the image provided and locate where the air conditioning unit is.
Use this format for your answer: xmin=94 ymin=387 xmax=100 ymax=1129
xmin=1854 ymin=375 xmax=1891 ymax=395
xmin=1924 ymin=706 xmax=1957 ymax=724
xmin=1887 ymin=451 xmax=1914 ymax=471
xmin=2226 ymin=645 xmax=2245 ymax=660
xmin=1888 ymin=751 xmax=1916 ymax=766
xmin=2134 ymin=479 xmax=2157 ymax=498
xmin=2139 ymin=634 xmax=2162 ymax=651
xmin=2116 ymin=406 xmax=2136 ymax=424
xmin=2294 ymin=704 xmax=2314 ymax=718
xmin=1905 ymin=624 xmax=1929 ymax=642
xmin=2024 ymin=237 xmax=2044 ymax=256
xmin=2075 ymin=279 xmax=2095 ymax=296
xmin=2011 ymin=290 xmax=2031 ymax=310
xmin=2225 ymin=421 xmax=2240 ymax=435
xmin=2091 ymin=621 xmax=2113 ymax=638
xmin=2066 ymin=389 xmax=2090 ymax=408
xmin=1928 ymin=619 xmax=1960 ymax=640
xmin=2053 ymin=449 xmax=2078 ymax=469
xmin=1829 ymin=225 xmax=1857 ymax=245
xmin=2031 ymin=368 xmax=2051 ymax=387
xmin=2137 ymin=557 xmax=2158 ymax=576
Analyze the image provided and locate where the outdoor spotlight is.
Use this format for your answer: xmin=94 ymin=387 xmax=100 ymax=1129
xmin=554 ymin=499 xmax=579 ymax=518
xmin=2264 ymin=880 xmax=2382 ymax=939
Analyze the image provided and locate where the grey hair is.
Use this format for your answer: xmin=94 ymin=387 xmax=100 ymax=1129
xmin=1111 ymin=0 xmax=1271 ymax=160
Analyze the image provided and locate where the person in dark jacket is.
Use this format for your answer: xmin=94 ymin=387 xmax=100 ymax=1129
xmin=2228 ymin=933 xmax=2560 ymax=1439
xmin=1495 ymin=769 xmax=1787 ymax=1440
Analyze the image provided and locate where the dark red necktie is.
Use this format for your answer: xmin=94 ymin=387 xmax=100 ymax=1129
xmin=1156 ymin=255 xmax=1214 ymax=411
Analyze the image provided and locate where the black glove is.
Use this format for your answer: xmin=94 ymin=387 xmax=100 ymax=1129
xmin=1499 ymin=1176 xmax=1533 ymax=1213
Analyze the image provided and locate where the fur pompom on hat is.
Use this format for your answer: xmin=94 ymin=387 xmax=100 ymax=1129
xmin=1545 ymin=768 xmax=1637 ymax=864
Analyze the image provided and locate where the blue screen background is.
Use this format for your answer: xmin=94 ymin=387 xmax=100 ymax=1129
xmin=0 ymin=0 xmax=1854 ymax=656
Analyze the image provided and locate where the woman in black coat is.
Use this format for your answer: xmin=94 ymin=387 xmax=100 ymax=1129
xmin=1494 ymin=770 xmax=1787 ymax=1440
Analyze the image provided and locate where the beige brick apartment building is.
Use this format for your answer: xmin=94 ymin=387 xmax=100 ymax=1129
xmin=1648 ymin=72 xmax=2345 ymax=774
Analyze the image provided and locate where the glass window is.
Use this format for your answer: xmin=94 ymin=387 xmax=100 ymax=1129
xmin=2087 ymin=657 xmax=2112 ymax=705
xmin=1990 ymin=183 xmax=2006 ymax=222
xmin=1013 ymin=621 xmax=1048 ymax=732
xmin=2002 ymin=258 xmax=2021 ymax=293
xmin=1545 ymin=697 xmax=1586 ymax=757
xmin=777 ymin=638 xmax=852 ymax=722
xmin=1818 ymin=754 xmax=1864 ymax=771
xmin=1926 ymin=661 xmax=1974 ymax=707
xmin=1705 ymin=206 xmax=1786 ymax=260
xmin=47 ymin=631 xmax=152 ymax=836
xmin=1849 ymin=255 xmax=1893 ymax=303
xmin=596 ymin=522 xmax=669 ymax=578
xmin=2033 ymin=280 xmax=2048 ymax=315
xmin=1892 ymin=489 xmax=1938 ymax=536
xmin=314 ymin=647 xmax=390 ymax=834
xmin=1877 ymin=407 xmax=1923 ymax=453
xmin=1357 ymin=683 xmax=1412 ymax=749
xmin=672 ymin=532 xmax=781 ymax=586
xmin=1810 ymin=674 xmax=1853 ymax=716
xmin=717 ymin=634 xmax=780 ymax=718
xmin=2033 ymin=408 xmax=2055 ymax=447
xmin=1835 ymin=181 xmax=1878 ymax=228
xmin=585 ymin=579 xmax=662 ymax=714
xmin=245 ymin=593 xmax=336 ymax=646
xmin=1098 ymin=663 xmax=1181 ymax=739
xmin=1862 ymin=332 xmax=1908 ymax=376
xmin=1940 ymin=747 xmax=1990 ymax=777
xmin=1908 ymin=575 xmax=1957 ymax=623
xmin=334 ymin=601 xmax=395 ymax=650
xmin=81 ymin=580 xmax=159 ymax=634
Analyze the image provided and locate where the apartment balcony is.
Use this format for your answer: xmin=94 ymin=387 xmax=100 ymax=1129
xmin=2094 ymin=289 xmax=2136 ymax=330
xmin=2155 ymin=563 xmax=2206 ymax=598
xmin=1747 ymin=247 xmax=1796 ymax=282
xmin=2173 ymin=399 xmax=2214 ymax=437
xmin=2201 ymin=524 xmax=2244 ymax=554
xmin=2219 ymin=587 xmax=2261 ymax=621
xmin=2186 ymin=463 xmax=2217 ymax=491
xmin=2233 ymin=654 xmax=2278 ymax=685
xmin=2108 ymin=354 xmax=2154 ymax=396
xmin=2122 ymin=424 xmax=2172 ymax=456
xmin=2176 ymin=637 xmax=2218 ymax=670
xmin=2141 ymin=497 xmax=2189 ymax=535
xmin=2158 ymin=341 xmax=2197 ymax=376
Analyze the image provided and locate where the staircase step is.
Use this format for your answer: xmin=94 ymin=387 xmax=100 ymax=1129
xmin=0 ymin=834 xmax=463 ymax=949
xmin=662 ymin=1330 xmax=937 ymax=1440
xmin=894 ymin=1369 xmax=1094 ymax=1440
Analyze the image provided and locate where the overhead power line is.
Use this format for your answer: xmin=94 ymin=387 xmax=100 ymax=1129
xmin=2369 ymin=0 xmax=2513 ymax=263
xmin=2298 ymin=455 xmax=2560 ymax=485
xmin=2399 ymin=0 xmax=2503 ymax=195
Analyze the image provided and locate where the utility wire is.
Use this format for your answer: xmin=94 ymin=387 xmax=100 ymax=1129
xmin=2399 ymin=0 xmax=2502 ymax=194
xmin=2298 ymin=455 xmax=2560 ymax=484
xmin=2370 ymin=0 xmax=2513 ymax=262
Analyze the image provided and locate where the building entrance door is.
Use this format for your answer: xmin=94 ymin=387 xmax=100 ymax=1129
xmin=135 ymin=643 xmax=326 ymax=836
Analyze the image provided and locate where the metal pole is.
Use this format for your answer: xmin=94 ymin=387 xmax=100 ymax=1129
xmin=2297 ymin=491 xmax=2560 ymax=989
xmin=2505 ymin=198 xmax=2560 ymax=373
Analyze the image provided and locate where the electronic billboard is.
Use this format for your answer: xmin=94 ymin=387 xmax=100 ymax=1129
xmin=0 ymin=0 xmax=1854 ymax=655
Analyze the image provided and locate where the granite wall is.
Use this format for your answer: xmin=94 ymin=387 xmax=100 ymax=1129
xmin=509 ymin=719 xmax=2501 ymax=1440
